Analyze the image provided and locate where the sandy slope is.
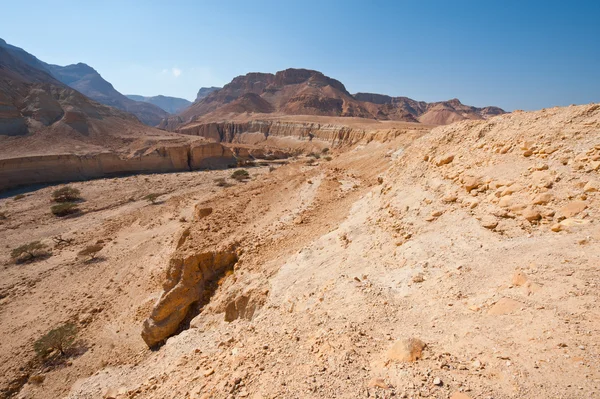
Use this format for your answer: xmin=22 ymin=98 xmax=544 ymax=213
xmin=0 ymin=104 xmax=599 ymax=399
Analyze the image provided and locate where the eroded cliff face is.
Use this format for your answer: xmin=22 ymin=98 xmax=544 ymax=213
xmin=0 ymin=142 xmax=236 ymax=191
xmin=180 ymin=120 xmax=399 ymax=146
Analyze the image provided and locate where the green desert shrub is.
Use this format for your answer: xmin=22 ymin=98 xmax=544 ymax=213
xmin=14 ymin=194 xmax=25 ymax=201
xmin=324 ymin=156 xmax=333 ymax=161
xmin=52 ymin=186 xmax=81 ymax=202
xmin=143 ymin=193 xmax=162 ymax=204
xmin=231 ymin=169 xmax=250 ymax=181
xmin=51 ymin=202 xmax=80 ymax=216
xmin=34 ymin=323 xmax=77 ymax=359
xmin=11 ymin=241 xmax=50 ymax=263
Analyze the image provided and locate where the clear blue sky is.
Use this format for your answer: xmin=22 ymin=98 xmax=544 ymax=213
xmin=2 ymin=0 xmax=599 ymax=110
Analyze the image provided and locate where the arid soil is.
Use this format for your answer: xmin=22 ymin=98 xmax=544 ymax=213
xmin=1 ymin=104 xmax=599 ymax=399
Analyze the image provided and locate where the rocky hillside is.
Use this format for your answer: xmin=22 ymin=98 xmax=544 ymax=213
xmin=126 ymin=95 xmax=191 ymax=114
xmin=0 ymin=45 xmax=138 ymax=141
xmin=0 ymin=41 xmax=210 ymax=176
xmin=355 ymin=93 xmax=505 ymax=124
xmin=0 ymin=39 xmax=168 ymax=126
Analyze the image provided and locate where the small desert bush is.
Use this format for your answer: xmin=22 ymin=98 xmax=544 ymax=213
xmin=11 ymin=241 xmax=50 ymax=263
xmin=52 ymin=186 xmax=81 ymax=202
xmin=231 ymin=169 xmax=250 ymax=181
xmin=143 ymin=193 xmax=162 ymax=204
xmin=322 ymin=148 xmax=329 ymax=154
xmin=34 ymin=323 xmax=77 ymax=359
xmin=14 ymin=194 xmax=25 ymax=201
xmin=308 ymin=152 xmax=321 ymax=159
xmin=324 ymin=156 xmax=333 ymax=161
xmin=78 ymin=244 xmax=103 ymax=261
xmin=0 ymin=211 xmax=7 ymax=220
xmin=214 ymin=178 xmax=232 ymax=187
xmin=51 ymin=202 xmax=79 ymax=217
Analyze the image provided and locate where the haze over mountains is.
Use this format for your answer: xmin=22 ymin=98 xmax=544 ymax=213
xmin=125 ymin=94 xmax=191 ymax=114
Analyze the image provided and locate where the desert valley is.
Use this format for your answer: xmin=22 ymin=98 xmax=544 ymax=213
xmin=0 ymin=16 xmax=599 ymax=399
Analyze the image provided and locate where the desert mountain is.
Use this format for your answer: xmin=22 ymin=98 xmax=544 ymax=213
xmin=45 ymin=63 xmax=169 ymax=126
xmin=196 ymin=86 xmax=220 ymax=101
xmin=126 ymin=94 xmax=191 ymax=114
xmin=175 ymin=68 xmax=374 ymax=126
xmin=355 ymin=93 xmax=505 ymax=124
xmin=0 ymin=39 xmax=168 ymax=126
xmin=170 ymin=68 xmax=504 ymax=130
xmin=0 ymin=43 xmax=196 ymax=161
xmin=0 ymin=45 xmax=137 ymax=139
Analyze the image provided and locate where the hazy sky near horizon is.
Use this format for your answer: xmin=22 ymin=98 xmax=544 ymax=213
xmin=1 ymin=0 xmax=599 ymax=111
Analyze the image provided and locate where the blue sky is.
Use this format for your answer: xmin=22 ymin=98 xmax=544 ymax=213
xmin=1 ymin=0 xmax=599 ymax=110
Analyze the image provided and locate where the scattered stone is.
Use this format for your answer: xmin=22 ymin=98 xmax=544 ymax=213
xmin=433 ymin=377 xmax=442 ymax=386
xmin=412 ymin=273 xmax=425 ymax=283
xmin=203 ymin=368 xmax=215 ymax=377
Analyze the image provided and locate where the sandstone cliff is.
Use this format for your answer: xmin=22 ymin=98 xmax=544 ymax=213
xmin=179 ymin=119 xmax=431 ymax=147
xmin=0 ymin=142 xmax=236 ymax=191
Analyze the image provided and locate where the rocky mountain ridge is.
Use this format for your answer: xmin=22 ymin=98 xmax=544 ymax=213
xmin=170 ymin=68 xmax=505 ymax=131
xmin=0 ymin=39 xmax=168 ymax=126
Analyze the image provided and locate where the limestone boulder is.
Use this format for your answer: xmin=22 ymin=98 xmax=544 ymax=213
xmin=141 ymin=248 xmax=238 ymax=347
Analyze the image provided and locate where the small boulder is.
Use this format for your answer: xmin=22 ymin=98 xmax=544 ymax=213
xmin=556 ymin=201 xmax=587 ymax=219
xmin=512 ymin=271 xmax=528 ymax=286
xmin=443 ymin=192 xmax=458 ymax=203
xmin=532 ymin=192 xmax=553 ymax=205
xmin=436 ymin=154 xmax=455 ymax=166
xmin=481 ymin=216 xmax=498 ymax=229
xmin=462 ymin=176 xmax=482 ymax=192
xmin=386 ymin=338 xmax=426 ymax=362
xmin=195 ymin=207 xmax=213 ymax=219
xmin=583 ymin=180 xmax=599 ymax=193
xmin=531 ymin=171 xmax=554 ymax=188
xmin=522 ymin=207 xmax=542 ymax=222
